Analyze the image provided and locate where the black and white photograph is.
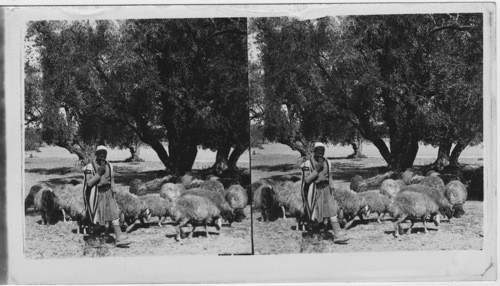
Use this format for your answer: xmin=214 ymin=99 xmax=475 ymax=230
xmin=23 ymin=17 xmax=252 ymax=258
xmin=249 ymin=13 xmax=486 ymax=254
xmin=2 ymin=2 xmax=497 ymax=285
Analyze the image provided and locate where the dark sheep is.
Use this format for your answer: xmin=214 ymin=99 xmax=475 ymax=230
xmin=25 ymin=182 xmax=52 ymax=212
xmin=34 ymin=187 xmax=57 ymax=225
xmin=258 ymin=185 xmax=281 ymax=222
xmin=350 ymin=175 xmax=368 ymax=193
xmin=390 ymin=191 xmax=441 ymax=237
xmin=444 ymin=180 xmax=468 ymax=218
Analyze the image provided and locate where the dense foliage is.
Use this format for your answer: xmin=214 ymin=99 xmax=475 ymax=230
xmin=251 ymin=14 xmax=482 ymax=170
xmin=25 ymin=18 xmax=248 ymax=174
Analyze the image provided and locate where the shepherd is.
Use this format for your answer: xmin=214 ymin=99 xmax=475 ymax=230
xmin=83 ymin=145 xmax=130 ymax=247
xmin=300 ymin=142 xmax=349 ymax=243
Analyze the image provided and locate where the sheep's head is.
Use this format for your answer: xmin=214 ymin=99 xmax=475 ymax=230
xmin=441 ymin=207 xmax=454 ymax=220
xmin=221 ymin=209 xmax=235 ymax=223
xmin=452 ymin=204 xmax=465 ymax=218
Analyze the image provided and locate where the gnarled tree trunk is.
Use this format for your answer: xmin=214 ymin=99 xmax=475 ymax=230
xmin=228 ymin=144 xmax=248 ymax=171
xmin=450 ymin=140 xmax=469 ymax=166
xmin=434 ymin=140 xmax=452 ymax=170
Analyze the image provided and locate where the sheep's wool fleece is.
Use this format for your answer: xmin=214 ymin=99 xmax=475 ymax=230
xmin=392 ymin=191 xmax=439 ymax=217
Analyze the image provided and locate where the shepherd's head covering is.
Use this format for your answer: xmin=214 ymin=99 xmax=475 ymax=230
xmin=96 ymin=145 xmax=108 ymax=153
xmin=313 ymin=142 xmax=325 ymax=149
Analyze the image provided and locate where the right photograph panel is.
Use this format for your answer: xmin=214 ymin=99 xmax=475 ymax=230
xmin=249 ymin=14 xmax=484 ymax=254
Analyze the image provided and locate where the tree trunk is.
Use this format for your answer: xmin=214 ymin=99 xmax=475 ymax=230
xmin=56 ymin=141 xmax=92 ymax=164
xmin=125 ymin=142 xmax=144 ymax=162
xmin=167 ymin=141 xmax=198 ymax=175
xmin=227 ymin=144 xmax=248 ymax=171
xmin=434 ymin=140 xmax=452 ymax=170
xmin=212 ymin=144 xmax=231 ymax=175
xmin=147 ymin=140 xmax=170 ymax=169
xmin=347 ymin=133 xmax=366 ymax=159
xmin=450 ymin=141 xmax=468 ymax=166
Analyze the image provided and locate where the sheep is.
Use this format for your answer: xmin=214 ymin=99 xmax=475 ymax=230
xmin=410 ymin=175 xmax=425 ymax=184
xmin=132 ymin=176 xmax=172 ymax=196
xmin=444 ymin=180 xmax=468 ymax=218
xmin=25 ymin=182 xmax=52 ymax=212
xmin=269 ymin=181 xmax=306 ymax=230
xmin=168 ymin=195 xmax=233 ymax=241
xmin=224 ymin=184 xmax=249 ymax=222
xmin=366 ymin=171 xmax=394 ymax=188
xmin=33 ymin=187 xmax=57 ymax=225
xmin=199 ymin=179 xmax=225 ymax=194
xmin=379 ymin=179 xmax=402 ymax=200
xmin=358 ymin=190 xmax=392 ymax=223
xmin=332 ymin=187 xmax=365 ymax=230
xmin=180 ymin=188 xmax=235 ymax=228
xmin=401 ymin=170 xmax=418 ymax=185
xmin=419 ymin=175 xmax=446 ymax=194
xmin=390 ymin=191 xmax=441 ymax=237
xmin=114 ymin=190 xmax=148 ymax=233
xmin=400 ymin=184 xmax=454 ymax=220
xmin=188 ymin=179 xmax=205 ymax=189
xmin=138 ymin=194 xmax=169 ymax=227
xmin=159 ymin=183 xmax=186 ymax=203
xmin=350 ymin=175 xmax=368 ymax=193
xmin=53 ymin=183 xmax=89 ymax=234
xmin=258 ymin=184 xmax=281 ymax=222
xmin=180 ymin=173 xmax=197 ymax=188
xmin=129 ymin=179 xmax=143 ymax=194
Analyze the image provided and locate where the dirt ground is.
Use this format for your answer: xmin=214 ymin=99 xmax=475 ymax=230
xmin=24 ymin=146 xmax=252 ymax=258
xmin=251 ymin=143 xmax=484 ymax=254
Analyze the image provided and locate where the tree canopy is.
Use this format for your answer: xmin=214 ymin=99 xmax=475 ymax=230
xmin=251 ymin=14 xmax=482 ymax=171
xmin=25 ymin=18 xmax=249 ymax=174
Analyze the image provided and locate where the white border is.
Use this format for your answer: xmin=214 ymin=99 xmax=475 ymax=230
xmin=5 ymin=2 xmax=497 ymax=284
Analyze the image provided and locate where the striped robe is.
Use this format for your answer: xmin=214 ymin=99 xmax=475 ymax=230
xmin=83 ymin=160 xmax=114 ymax=224
xmin=301 ymin=157 xmax=333 ymax=221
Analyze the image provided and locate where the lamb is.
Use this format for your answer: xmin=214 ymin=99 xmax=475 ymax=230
xmin=199 ymin=179 xmax=225 ymax=194
xmin=168 ymin=195 xmax=228 ymax=241
xmin=188 ymin=179 xmax=205 ymax=189
xmin=114 ymin=190 xmax=149 ymax=233
xmin=139 ymin=194 xmax=169 ymax=227
xmin=444 ymin=180 xmax=468 ymax=218
xmin=159 ymin=183 xmax=186 ymax=203
xmin=410 ymin=175 xmax=425 ymax=184
xmin=350 ymin=175 xmax=368 ymax=193
xmin=224 ymin=184 xmax=249 ymax=222
xmin=400 ymin=184 xmax=454 ymax=220
xmin=33 ymin=186 xmax=57 ymax=225
xmin=358 ymin=190 xmax=392 ymax=223
xmin=332 ymin=187 xmax=366 ymax=229
xmin=390 ymin=191 xmax=441 ymax=237
xmin=379 ymin=179 xmax=402 ymax=200
xmin=53 ymin=184 xmax=89 ymax=234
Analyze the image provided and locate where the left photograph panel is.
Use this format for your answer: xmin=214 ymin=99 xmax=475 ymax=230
xmin=23 ymin=17 xmax=251 ymax=258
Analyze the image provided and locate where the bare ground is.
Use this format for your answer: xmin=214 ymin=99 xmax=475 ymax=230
xmin=251 ymin=143 xmax=484 ymax=254
xmin=24 ymin=147 xmax=252 ymax=259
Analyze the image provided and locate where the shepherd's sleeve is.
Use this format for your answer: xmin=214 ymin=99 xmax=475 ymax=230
xmin=84 ymin=164 xmax=101 ymax=188
xmin=110 ymin=163 xmax=116 ymax=193
xmin=302 ymin=160 xmax=318 ymax=184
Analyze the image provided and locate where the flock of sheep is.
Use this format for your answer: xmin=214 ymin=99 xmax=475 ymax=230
xmin=25 ymin=173 xmax=249 ymax=242
xmin=252 ymin=166 xmax=482 ymax=237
